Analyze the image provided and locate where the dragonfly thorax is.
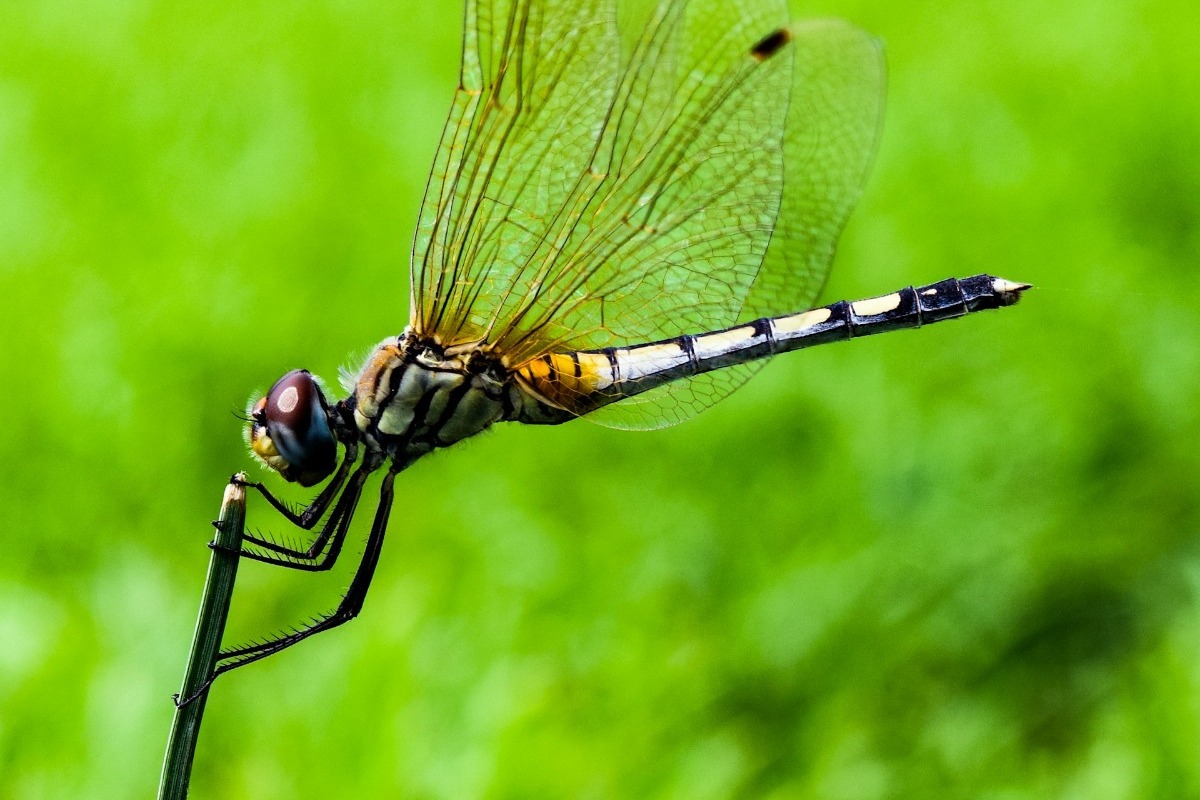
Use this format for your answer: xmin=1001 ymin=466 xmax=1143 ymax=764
xmin=350 ymin=333 xmax=511 ymax=460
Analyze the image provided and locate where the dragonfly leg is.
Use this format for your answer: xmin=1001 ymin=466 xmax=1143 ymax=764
xmin=204 ymin=467 xmax=397 ymax=684
xmin=236 ymin=445 xmax=361 ymax=560
xmin=236 ymin=465 xmax=371 ymax=570
xmin=234 ymin=442 xmax=359 ymax=530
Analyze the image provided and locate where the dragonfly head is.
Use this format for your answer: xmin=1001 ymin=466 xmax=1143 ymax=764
xmin=247 ymin=369 xmax=338 ymax=487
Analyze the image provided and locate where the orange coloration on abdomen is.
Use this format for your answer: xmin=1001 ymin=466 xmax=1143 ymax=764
xmin=514 ymin=351 xmax=615 ymax=412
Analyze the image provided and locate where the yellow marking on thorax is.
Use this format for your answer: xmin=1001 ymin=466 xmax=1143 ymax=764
xmin=516 ymin=352 xmax=615 ymax=411
xmin=851 ymin=293 xmax=902 ymax=317
xmin=773 ymin=307 xmax=832 ymax=335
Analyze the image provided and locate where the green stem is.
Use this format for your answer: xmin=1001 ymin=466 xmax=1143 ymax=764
xmin=158 ymin=474 xmax=246 ymax=799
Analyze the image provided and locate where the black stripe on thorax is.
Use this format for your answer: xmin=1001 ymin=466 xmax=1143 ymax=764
xmin=379 ymin=360 xmax=408 ymax=420
xmin=425 ymin=379 xmax=476 ymax=448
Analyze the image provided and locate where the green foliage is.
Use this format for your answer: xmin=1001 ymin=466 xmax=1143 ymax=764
xmin=1 ymin=0 xmax=1198 ymax=796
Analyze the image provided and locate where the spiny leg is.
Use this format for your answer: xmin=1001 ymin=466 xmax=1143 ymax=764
xmin=236 ymin=464 xmax=371 ymax=569
xmin=208 ymin=467 xmax=398 ymax=681
xmin=238 ymin=444 xmax=360 ymax=559
xmin=235 ymin=443 xmax=359 ymax=530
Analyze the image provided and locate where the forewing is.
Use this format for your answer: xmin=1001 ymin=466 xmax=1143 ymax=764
xmin=412 ymin=0 xmax=791 ymax=360
xmin=411 ymin=0 xmax=621 ymax=340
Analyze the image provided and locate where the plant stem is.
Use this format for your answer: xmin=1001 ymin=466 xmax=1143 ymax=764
xmin=158 ymin=475 xmax=246 ymax=799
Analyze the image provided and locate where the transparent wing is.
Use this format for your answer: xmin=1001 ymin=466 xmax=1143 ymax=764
xmin=591 ymin=18 xmax=885 ymax=429
xmin=410 ymin=0 xmax=884 ymax=429
xmin=412 ymin=0 xmax=789 ymax=352
xmin=411 ymin=0 xmax=623 ymax=343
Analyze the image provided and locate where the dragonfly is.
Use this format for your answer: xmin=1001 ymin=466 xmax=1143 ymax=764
xmin=213 ymin=0 xmax=1028 ymax=681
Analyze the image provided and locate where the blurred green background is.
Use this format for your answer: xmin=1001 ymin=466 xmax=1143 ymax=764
xmin=2 ymin=0 xmax=1198 ymax=797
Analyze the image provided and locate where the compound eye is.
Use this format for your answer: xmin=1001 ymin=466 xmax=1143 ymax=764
xmin=249 ymin=369 xmax=337 ymax=486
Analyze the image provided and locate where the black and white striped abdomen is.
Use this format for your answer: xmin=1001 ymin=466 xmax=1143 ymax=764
xmin=513 ymin=275 xmax=1029 ymax=418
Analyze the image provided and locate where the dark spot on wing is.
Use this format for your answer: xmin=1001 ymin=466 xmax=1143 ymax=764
xmin=750 ymin=28 xmax=791 ymax=60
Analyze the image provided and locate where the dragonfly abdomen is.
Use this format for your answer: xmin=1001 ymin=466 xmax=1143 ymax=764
xmin=513 ymin=275 xmax=1029 ymax=421
xmin=766 ymin=274 xmax=1029 ymax=350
